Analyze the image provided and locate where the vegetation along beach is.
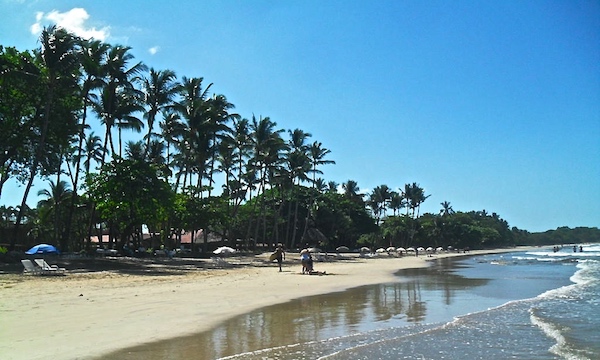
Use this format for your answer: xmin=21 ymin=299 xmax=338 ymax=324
xmin=1 ymin=1 xmax=599 ymax=360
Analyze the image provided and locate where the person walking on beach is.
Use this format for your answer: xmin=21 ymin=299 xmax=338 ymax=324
xmin=274 ymin=244 xmax=285 ymax=272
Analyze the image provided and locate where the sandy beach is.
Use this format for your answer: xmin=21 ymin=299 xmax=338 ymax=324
xmin=0 ymin=248 xmax=526 ymax=360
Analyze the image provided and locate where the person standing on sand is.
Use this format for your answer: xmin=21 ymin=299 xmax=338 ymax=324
xmin=300 ymin=249 xmax=313 ymax=274
xmin=275 ymin=245 xmax=285 ymax=272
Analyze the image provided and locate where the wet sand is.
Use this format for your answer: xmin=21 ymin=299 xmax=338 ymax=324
xmin=0 ymin=248 xmax=528 ymax=360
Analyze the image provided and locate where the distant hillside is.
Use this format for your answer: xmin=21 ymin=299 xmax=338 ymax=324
xmin=522 ymin=226 xmax=600 ymax=246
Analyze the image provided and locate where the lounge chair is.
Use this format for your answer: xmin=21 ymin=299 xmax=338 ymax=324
xmin=211 ymin=256 xmax=232 ymax=268
xmin=21 ymin=259 xmax=41 ymax=275
xmin=34 ymin=258 xmax=66 ymax=275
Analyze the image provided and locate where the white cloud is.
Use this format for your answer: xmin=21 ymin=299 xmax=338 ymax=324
xmin=30 ymin=22 xmax=41 ymax=35
xmin=148 ymin=46 xmax=160 ymax=55
xmin=30 ymin=8 xmax=110 ymax=41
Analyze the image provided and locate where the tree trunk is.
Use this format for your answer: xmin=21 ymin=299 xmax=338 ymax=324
xmin=11 ymin=81 xmax=55 ymax=251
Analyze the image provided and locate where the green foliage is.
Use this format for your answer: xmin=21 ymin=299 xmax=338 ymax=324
xmin=0 ymin=46 xmax=45 ymax=184
xmin=87 ymin=158 xmax=174 ymax=244
xmin=2 ymin=29 xmax=591 ymax=254
xmin=313 ymin=191 xmax=377 ymax=250
xmin=524 ymin=226 xmax=600 ymax=246
xmin=380 ymin=210 xmax=517 ymax=250
xmin=0 ymin=246 xmax=8 ymax=254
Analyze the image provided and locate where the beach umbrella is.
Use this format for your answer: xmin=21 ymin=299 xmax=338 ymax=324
xmin=360 ymin=247 xmax=371 ymax=253
xmin=417 ymin=247 xmax=425 ymax=252
xmin=406 ymin=247 xmax=415 ymax=252
xmin=336 ymin=246 xmax=350 ymax=252
xmin=25 ymin=244 xmax=60 ymax=255
xmin=436 ymin=247 xmax=444 ymax=252
xmin=213 ymin=246 xmax=236 ymax=255
xmin=396 ymin=247 xmax=406 ymax=253
xmin=386 ymin=247 xmax=396 ymax=252
xmin=375 ymin=248 xmax=387 ymax=253
xmin=300 ymin=248 xmax=309 ymax=254
xmin=308 ymin=247 xmax=322 ymax=253
xmin=426 ymin=247 xmax=434 ymax=252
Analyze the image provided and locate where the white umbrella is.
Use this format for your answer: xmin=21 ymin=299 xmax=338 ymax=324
xmin=375 ymin=248 xmax=387 ymax=253
xmin=213 ymin=246 xmax=236 ymax=255
xmin=360 ymin=247 xmax=371 ymax=253
xmin=436 ymin=247 xmax=444 ymax=252
xmin=417 ymin=247 xmax=425 ymax=252
xmin=308 ymin=247 xmax=322 ymax=253
xmin=386 ymin=246 xmax=396 ymax=252
xmin=426 ymin=247 xmax=434 ymax=252
xmin=336 ymin=246 xmax=350 ymax=252
xmin=406 ymin=247 xmax=415 ymax=252
xmin=396 ymin=247 xmax=406 ymax=253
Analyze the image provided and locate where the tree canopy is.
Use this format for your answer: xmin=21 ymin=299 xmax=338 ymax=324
xmin=1 ymin=27 xmax=596 ymax=253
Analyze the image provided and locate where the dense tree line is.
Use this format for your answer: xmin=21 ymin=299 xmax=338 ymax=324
xmin=515 ymin=227 xmax=600 ymax=246
xmin=1 ymin=27 xmax=596 ymax=255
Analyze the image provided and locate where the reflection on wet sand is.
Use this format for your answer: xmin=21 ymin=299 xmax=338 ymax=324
xmin=102 ymin=258 xmax=488 ymax=360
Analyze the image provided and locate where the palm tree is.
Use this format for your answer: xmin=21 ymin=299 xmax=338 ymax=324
xmin=175 ymin=76 xmax=213 ymax=196
xmin=95 ymin=44 xmax=147 ymax=166
xmin=285 ymin=142 xmax=310 ymax=247
xmin=300 ymin=141 xmax=335 ymax=242
xmin=314 ymin=178 xmax=328 ymax=193
xmin=12 ymin=26 xmax=80 ymax=251
xmin=86 ymin=44 xmax=146 ymax=250
xmin=402 ymin=183 xmax=428 ymax=219
xmin=440 ymin=201 xmax=454 ymax=216
xmin=388 ymin=191 xmax=403 ymax=216
xmin=73 ymin=39 xmax=109 ymax=178
xmin=283 ymin=128 xmax=311 ymax=247
xmin=409 ymin=183 xmax=430 ymax=218
xmin=231 ymin=118 xmax=252 ymax=204
xmin=342 ymin=180 xmax=363 ymax=204
xmin=159 ymin=109 xmax=184 ymax=175
xmin=308 ymin=142 xmax=334 ymax=185
xmin=327 ymin=181 xmax=339 ymax=193
xmin=82 ymin=132 xmax=103 ymax=175
xmin=248 ymin=115 xmax=286 ymax=245
xmin=369 ymin=185 xmax=392 ymax=224
xmin=64 ymin=39 xmax=109 ymax=248
xmin=37 ymin=180 xmax=73 ymax=244
xmin=142 ymin=68 xmax=178 ymax=152
xmin=400 ymin=182 xmax=430 ymax=245
xmin=114 ymin=89 xmax=145 ymax=157
xmin=124 ymin=141 xmax=145 ymax=161
xmin=205 ymin=94 xmax=238 ymax=197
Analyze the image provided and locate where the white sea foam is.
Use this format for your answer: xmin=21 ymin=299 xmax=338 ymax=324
xmin=529 ymin=308 xmax=589 ymax=360
xmin=570 ymin=260 xmax=598 ymax=285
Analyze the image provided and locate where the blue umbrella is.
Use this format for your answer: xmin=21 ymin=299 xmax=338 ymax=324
xmin=25 ymin=244 xmax=60 ymax=255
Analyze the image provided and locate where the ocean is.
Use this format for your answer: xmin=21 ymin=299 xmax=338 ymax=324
xmin=107 ymin=244 xmax=599 ymax=360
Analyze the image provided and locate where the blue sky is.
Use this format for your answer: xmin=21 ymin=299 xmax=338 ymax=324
xmin=1 ymin=0 xmax=599 ymax=232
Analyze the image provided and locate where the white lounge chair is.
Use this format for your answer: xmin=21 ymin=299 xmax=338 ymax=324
xmin=34 ymin=259 xmax=66 ymax=275
xmin=21 ymin=259 xmax=41 ymax=275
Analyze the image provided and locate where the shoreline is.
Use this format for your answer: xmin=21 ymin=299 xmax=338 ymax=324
xmin=0 ymin=247 xmax=535 ymax=360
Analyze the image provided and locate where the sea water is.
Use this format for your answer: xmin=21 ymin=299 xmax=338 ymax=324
xmin=106 ymin=244 xmax=599 ymax=360
xmin=217 ymin=244 xmax=600 ymax=360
